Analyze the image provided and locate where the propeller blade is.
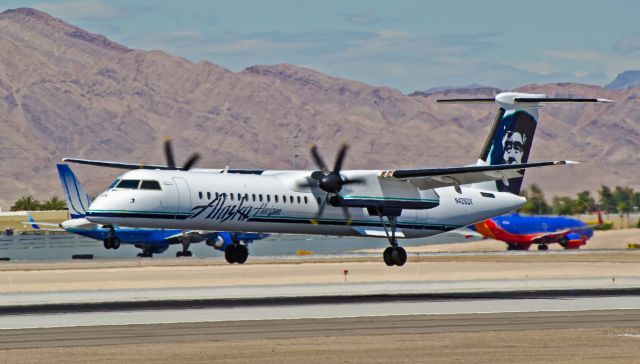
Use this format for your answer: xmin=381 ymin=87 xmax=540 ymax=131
xmin=311 ymin=194 xmax=328 ymax=225
xmin=340 ymin=201 xmax=352 ymax=225
xmin=310 ymin=145 xmax=329 ymax=173
xmin=182 ymin=153 xmax=200 ymax=171
xmin=164 ymin=138 xmax=176 ymax=169
xmin=333 ymin=144 xmax=349 ymax=173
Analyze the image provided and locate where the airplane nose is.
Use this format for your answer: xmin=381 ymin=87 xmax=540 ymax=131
xmin=510 ymin=194 xmax=527 ymax=209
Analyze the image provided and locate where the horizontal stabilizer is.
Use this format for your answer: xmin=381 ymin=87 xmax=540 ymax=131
xmin=438 ymin=92 xmax=614 ymax=106
xmin=436 ymin=98 xmax=495 ymax=104
xmin=513 ymin=98 xmax=614 ymax=103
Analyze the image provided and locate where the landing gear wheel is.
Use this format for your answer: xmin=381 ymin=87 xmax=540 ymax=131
xmin=383 ymin=247 xmax=406 ymax=266
xmin=177 ymin=250 xmax=193 ymax=257
xmin=538 ymin=244 xmax=549 ymax=251
xmin=383 ymin=247 xmax=394 ymax=266
xmin=111 ymin=237 xmax=121 ymax=250
xmin=103 ymin=239 xmax=112 ymax=250
xmin=236 ymin=245 xmax=249 ymax=264
xmin=394 ymin=247 xmax=407 ymax=266
xmin=225 ymin=245 xmax=237 ymax=264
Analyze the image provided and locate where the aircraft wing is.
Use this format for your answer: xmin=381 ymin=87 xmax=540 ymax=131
xmin=62 ymin=158 xmax=265 ymax=175
xmin=383 ymin=160 xmax=575 ymax=191
xmin=20 ymin=221 xmax=65 ymax=232
xmin=62 ymin=158 xmax=174 ymax=170
xmin=161 ymin=230 xmax=211 ymax=243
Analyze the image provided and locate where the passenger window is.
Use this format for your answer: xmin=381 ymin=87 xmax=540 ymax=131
xmin=304 ymin=196 xmax=308 ymax=204
xmin=267 ymin=195 xmax=271 ymax=202
xmin=297 ymin=196 xmax=301 ymax=204
xmin=116 ymin=179 xmax=140 ymax=189
xmin=252 ymin=194 xmax=256 ymax=202
xmin=275 ymin=195 xmax=279 ymax=203
xmin=198 ymin=191 xmax=203 ymax=199
xmin=244 ymin=193 xmax=248 ymax=201
xmin=230 ymin=193 xmax=234 ymax=201
xmin=237 ymin=193 xmax=241 ymax=200
xmin=290 ymin=196 xmax=294 ymax=203
xmin=207 ymin=192 xmax=211 ymax=199
xmin=259 ymin=194 xmax=263 ymax=202
xmin=283 ymin=195 xmax=286 ymax=203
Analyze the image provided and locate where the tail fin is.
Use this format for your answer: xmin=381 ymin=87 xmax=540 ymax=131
xmin=56 ymin=164 xmax=92 ymax=218
xmin=27 ymin=214 xmax=40 ymax=230
xmin=438 ymin=92 xmax=613 ymax=194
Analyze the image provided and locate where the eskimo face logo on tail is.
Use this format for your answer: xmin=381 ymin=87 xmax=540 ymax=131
xmin=488 ymin=110 xmax=537 ymax=193
xmin=502 ymin=130 xmax=527 ymax=164
xmin=490 ymin=110 xmax=536 ymax=166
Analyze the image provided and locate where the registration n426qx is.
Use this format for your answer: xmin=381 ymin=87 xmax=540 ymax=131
xmin=66 ymin=93 xmax=611 ymax=266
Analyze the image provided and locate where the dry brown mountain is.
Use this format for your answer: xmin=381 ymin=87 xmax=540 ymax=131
xmin=0 ymin=7 xmax=638 ymax=210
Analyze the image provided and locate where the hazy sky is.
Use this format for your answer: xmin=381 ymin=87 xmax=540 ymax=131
xmin=2 ymin=0 xmax=640 ymax=92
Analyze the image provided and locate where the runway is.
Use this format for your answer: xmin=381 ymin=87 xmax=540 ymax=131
xmin=2 ymin=310 xmax=640 ymax=350
xmin=2 ymin=252 xmax=640 ymax=363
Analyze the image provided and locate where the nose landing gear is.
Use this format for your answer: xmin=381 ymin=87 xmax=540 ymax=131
xmin=176 ymin=232 xmax=193 ymax=257
xmin=103 ymin=226 xmax=121 ymax=250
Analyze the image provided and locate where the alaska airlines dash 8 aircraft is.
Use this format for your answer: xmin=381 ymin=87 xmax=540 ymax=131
xmin=52 ymin=163 xmax=267 ymax=260
xmin=65 ymin=92 xmax=612 ymax=266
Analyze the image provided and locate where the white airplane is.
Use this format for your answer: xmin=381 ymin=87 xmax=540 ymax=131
xmin=64 ymin=92 xmax=612 ymax=266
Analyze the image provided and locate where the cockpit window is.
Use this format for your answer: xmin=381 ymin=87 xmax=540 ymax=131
xmin=116 ymin=179 xmax=140 ymax=189
xmin=140 ymin=180 xmax=161 ymax=190
xmin=109 ymin=179 xmax=121 ymax=188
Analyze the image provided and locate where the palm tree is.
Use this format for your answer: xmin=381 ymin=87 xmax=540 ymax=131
xmin=41 ymin=196 xmax=67 ymax=211
xmin=10 ymin=195 xmax=42 ymax=211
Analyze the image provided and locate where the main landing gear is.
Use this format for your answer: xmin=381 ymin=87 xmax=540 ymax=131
xmin=176 ymin=232 xmax=193 ymax=257
xmin=225 ymin=244 xmax=249 ymax=264
xmin=377 ymin=212 xmax=407 ymax=267
xmin=103 ymin=225 xmax=121 ymax=250
xmin=225 ymin=234 xmax=249 ymax=264
xmin=137 ymin=244 xmax=153 ymax=258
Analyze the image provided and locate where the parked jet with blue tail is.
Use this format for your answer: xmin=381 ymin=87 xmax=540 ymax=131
xmin=45 ymin=164 xmax=268 ymax=260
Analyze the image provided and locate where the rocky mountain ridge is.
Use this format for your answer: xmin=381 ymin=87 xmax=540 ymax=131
xmin=0 ymin=8 xmax=638 ymax=209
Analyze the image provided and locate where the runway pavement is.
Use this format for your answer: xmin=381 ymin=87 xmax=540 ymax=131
xmin=2 ymin=309 xmax=640 ymax=350
xmin=2 ymin=251 xmax=640 ymax=363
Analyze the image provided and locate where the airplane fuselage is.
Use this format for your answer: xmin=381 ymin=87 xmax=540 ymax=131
xmin=86 ymin=169 xmax=526 ymax=240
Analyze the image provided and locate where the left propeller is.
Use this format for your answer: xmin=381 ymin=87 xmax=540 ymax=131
xmin=163 ymin=138 xmax=200 ymax=171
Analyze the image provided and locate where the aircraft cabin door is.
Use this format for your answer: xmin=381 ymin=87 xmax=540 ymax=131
xmin=173 ymin=177 xmax=192 ymax=215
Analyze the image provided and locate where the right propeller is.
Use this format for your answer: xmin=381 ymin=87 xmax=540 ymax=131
xmin=301 ymin=143 xmax=363 ymax=224
xmin=163 ymin=138 xmax=200 ymax=171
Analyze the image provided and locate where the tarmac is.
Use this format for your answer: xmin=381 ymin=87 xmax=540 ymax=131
xmin=1 ymin=230 xmax=640 ymax=362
